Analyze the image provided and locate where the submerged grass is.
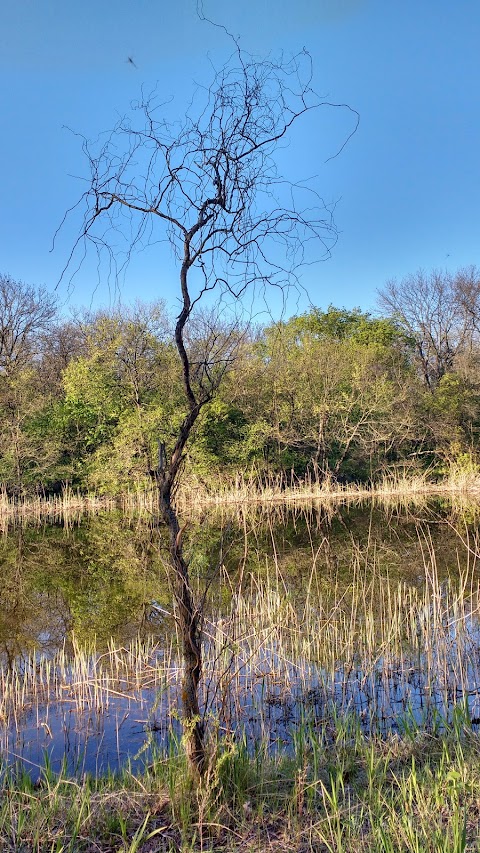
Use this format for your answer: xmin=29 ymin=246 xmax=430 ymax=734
xmin=0 ymin=634 xmax=173 ymax=728
xmin=3 ymin=538 xmax=480 ymax=746
xmin=2 ymin=527 xmax=480 ymax=848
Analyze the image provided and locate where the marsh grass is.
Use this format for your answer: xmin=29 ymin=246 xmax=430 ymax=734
xmin=3 ymin=466 xmax=480 ymax=530
xmin=178 ymin=467 xmax=480 ymax=511
xmin=0 ymin=635 xmax=170 ymax=726
xmin=2 ymin=711 xmax=480 ymax=851
xmin=3 ymin=532 xmax=480 ymax=748
xmin=0 ymin=488 xmax=121 ymax=532
xmin=2 ymin=516 xmax=480 ymax=848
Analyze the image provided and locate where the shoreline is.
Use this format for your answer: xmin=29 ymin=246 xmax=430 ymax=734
xmin=2 ymin=472 xmax=480 ymax=525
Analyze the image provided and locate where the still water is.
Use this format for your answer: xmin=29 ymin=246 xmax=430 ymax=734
xmin=1 ymin=498 xmax=480 ymax=777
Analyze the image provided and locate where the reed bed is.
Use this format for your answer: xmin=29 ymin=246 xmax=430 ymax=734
xmin=2 ymin=540 xmax=480 ymax=760
xmin=3 ymin=467 xmax=480 ymax=531
xmin=200 ymin=546 xmax=480 ymax=742
xmin=2 ymin=719 xmax=480 ymax=851
xmin=2 ymin=534 xmax=480 ymax=849
xmin=0 ymin=489 xmax=122 ymax=532
xmin=0 ymin=634 xmax=177 ymax=725
xmin=178 ymin=468 xmax=480 ymax=513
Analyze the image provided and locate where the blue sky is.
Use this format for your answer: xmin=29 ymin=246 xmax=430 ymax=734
xmin=0 ymin=0 xmax=478 ymax=320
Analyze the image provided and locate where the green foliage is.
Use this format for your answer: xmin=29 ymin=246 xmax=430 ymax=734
xmin=187 ymin=399 xmax=251 ymax=476
xmin=61 ymin=357 xmax=127 ymax=449
xmin=283 ymin=305 xmax=409 ymax=348
xmin=235 ymin=308 xmax=420 ymax=480
xmin=421 ymin=372 xmax=480 ymax=465
xmin=1 ymin=296 xmax=480 ymax=493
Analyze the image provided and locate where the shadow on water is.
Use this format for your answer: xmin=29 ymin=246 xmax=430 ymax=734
xmin=1 ymin=496 xmax=480 ymax=777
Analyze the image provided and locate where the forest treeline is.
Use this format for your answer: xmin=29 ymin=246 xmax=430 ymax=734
xmin=1 ymin=266 xmax=480 ymax=496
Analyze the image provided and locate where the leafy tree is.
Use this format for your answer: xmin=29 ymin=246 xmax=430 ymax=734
xmin=377 ymin=267 xmax=480 ymax=469
xmin=230 ymin=309 xmax=419 ymax=479
xmin=187 ymin=398 xmax=249 ymax=477
xmin=422 ymin=372 xmax=480 ymax=466
xmin=0 ymin=275 xmax=58 ymax=493
xmin=50 ymin=302 xmax=179 ymax=489
xmin=288 ymin=305 xmax=408 ymax=348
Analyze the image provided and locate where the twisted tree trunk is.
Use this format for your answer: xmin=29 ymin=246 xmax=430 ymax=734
xmin=158 ymin=402 xmax=206 ymax=775
xmin=159 ymin=493 xmax=205 ymax=774
xmin=64 ymin=36 xmax=345 ymax=778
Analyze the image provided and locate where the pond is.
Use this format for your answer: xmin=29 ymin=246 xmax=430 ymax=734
xmin=1 ymin=497 xmax=480 ymax=778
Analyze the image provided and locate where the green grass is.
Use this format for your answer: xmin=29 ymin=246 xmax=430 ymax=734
xmin=1 ymin=712 xmax=480 ymax=851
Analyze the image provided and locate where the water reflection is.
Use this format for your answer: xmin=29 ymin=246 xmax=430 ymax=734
xmin=0 ymin=499 xmax=480 ymax=777
xmin=0 ymin=515 xmax=169 ymax=660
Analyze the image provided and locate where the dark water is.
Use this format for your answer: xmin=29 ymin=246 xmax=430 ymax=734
xmin=1 ymin=498 xmax=480 ymax=778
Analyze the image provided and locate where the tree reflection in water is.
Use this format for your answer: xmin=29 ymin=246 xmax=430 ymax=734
xmin=0 ymin=499 xmax=479 ymax=776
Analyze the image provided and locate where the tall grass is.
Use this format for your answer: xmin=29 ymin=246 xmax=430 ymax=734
xmin=179 ymin=467 xmax=480 ymax=512
xmin=3 ymin=466 xmax=480 ymax=530
xmin=2 ymin=531 xmax=480 ymax=757
xmin=2 ymin=521 xmax=480 ymax=849
xmin=0 ymin=634 xmax=175 ymax=733
xmin=0 ymin=488 xmax=122 ymax=532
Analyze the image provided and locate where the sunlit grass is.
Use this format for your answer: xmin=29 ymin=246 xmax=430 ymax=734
xmin=1 ymin=710 xmax=480 ymax=850
xmin=0 ymin=634 xmax=175 ymax=733
xmin=3 ymin=466 xmax=480 ymax=530
xmin=179 ymin=468 xmax=480 ymax=513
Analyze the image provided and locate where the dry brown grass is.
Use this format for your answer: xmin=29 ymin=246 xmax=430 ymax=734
xmin=3 ymin=468 xmax=480 ymax=529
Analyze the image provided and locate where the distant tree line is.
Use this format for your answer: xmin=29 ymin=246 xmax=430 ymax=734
xmin=1 ymin=266 xmax=480 ymax=496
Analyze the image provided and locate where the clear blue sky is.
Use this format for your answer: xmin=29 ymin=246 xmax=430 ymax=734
xmin=0 ymin=0 xmax=478 ymax=319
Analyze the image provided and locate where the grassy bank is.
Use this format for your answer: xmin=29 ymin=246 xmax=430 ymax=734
xmin=3 ymin=468 xmax=480 ymax=527
xmin=2 ymin=715 xmax=480 ymax=851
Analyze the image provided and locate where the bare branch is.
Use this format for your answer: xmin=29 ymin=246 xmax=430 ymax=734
xmin=61 ymin=36 xmax=356 ymax=775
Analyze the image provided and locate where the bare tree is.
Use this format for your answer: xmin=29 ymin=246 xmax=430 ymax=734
xmin=38 ymin=320 xmax=86 ymax=393
xmin=0 ymin=275 xmax=58 ymax=493
xmin=378 ymin=267 xmax=480 ymax=390
xmin=0 ymin=274 xmax=57 ymax=375
xmin=63 ymin=44 xmax=349 ymax=774
xmin=453 ymin=265 xmax=480 ymax=339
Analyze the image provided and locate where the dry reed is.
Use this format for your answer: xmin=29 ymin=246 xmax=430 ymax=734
xmin=3 ymin=468 xmax=480 ymax=531
xmin=2 ymin=531 xmax=480 ymax=761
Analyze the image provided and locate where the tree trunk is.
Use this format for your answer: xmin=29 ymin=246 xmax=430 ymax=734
xmin=159 ymin=489 xmax=205 ymax=776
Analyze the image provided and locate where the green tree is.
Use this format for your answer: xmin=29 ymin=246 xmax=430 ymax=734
xmin=0 ymin=274 xmax=58 ymax=494
xmin=49 ymin=302 xmax=179 ymax=490
xmin=228 ymin=308 xmax=419 ymax=480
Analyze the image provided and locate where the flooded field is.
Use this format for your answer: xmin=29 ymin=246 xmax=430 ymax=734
xmin=1 ymin=498 xmax=480 ymax=778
